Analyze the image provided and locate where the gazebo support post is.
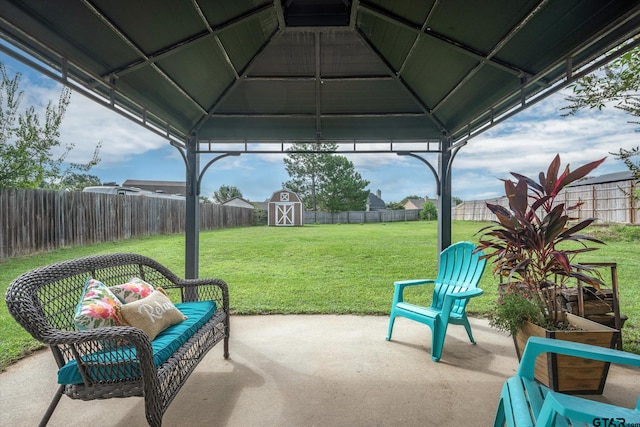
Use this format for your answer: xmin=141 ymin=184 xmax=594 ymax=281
xmin=185 ymin=135 xmax=200 ymax=281
xmin=438 ymin=136 xmax=452 ymax=254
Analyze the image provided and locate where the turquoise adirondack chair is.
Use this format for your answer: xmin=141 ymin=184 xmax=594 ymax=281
xmin=494 ymin=336 xmax=640 ymax=426
xmin=386 ymin=241 xmax=486 ymax=362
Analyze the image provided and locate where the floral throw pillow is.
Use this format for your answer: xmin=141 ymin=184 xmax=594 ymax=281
xmin=74 ymin=278 xmax=122 ymax=330
xmin=110 ymin=277 xmax=155 ymax=303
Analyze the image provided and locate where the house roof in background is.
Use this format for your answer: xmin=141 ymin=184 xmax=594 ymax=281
xmin=221 ymin=196 xmax=255 ymax=208
xmin=405 ymin=198 xmax=427 ymax=210
xmin=367 ymin=192 xmax=386 ymax=210
xmin=122 ymin=179 xmax=186 ymax=195
xmin=1 ymin=1 xmax=638 ymax=151
xmin=569 ymin=171 xmax=634 ymax=187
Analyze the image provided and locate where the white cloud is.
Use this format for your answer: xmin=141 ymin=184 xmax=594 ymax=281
xmin=454 ymin=92 xmax=637 ymax=201
xmin=60 ymin=92 xmax=167 ymax=165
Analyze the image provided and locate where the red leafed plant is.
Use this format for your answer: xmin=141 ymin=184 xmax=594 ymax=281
xmin=476 ymin=154 xmax=606 ymax=335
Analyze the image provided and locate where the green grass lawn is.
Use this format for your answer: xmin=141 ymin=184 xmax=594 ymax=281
xmin=2 ymin=221 xmax=639 ymax=370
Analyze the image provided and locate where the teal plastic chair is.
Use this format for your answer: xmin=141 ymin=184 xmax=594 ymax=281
xmin=494 ymin=336 xmax=640 ymax=426
xmin=386 ymin=241 xmax=486 ymax=362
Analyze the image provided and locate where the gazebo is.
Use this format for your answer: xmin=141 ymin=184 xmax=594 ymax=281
xmin=0 ymin=0 xmax=639 ymax=277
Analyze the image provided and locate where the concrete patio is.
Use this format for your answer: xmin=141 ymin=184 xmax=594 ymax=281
xmin=1 ymin=315 xmax=639 ymax=426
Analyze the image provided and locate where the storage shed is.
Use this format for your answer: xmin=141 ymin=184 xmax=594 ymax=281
xmin=268 ymin=190 xmax=303 ymax=227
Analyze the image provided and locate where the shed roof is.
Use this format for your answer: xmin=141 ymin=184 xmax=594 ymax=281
xmin=1 ymin=1 xmax=638 ymax=152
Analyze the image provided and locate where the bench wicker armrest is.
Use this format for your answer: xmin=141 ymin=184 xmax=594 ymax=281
xmin=41 ymin=325 xmax=151 ymax=348
xmin=173 ymin=277 xmax=229 ymax=305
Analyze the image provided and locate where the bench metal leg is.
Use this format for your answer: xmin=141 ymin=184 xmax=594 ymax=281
xmin=39 ymin=385 xmax=64 ymax=427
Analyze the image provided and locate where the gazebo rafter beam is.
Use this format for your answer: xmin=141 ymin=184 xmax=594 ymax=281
xmin=432 ymin=0 xmax=550 ymax=113
xmin=315 ymin=31 xmax=322 ymax=139
xmin=81 ymin=0 xmax=207 ymax=115
xmin=450 ymin=5 xmax=640 ymax=144
xmin=357 ymin=1 xmax=532 ymax=80
xmin=100 ymin=3 xmax=274 ymax=80
xmin=397 ymin=0 xmax=440 ymax=76
xmin=354 ymin=27 xmax=449 ymax=135
xmin=190 ymin=28 xmax=283 ymax=134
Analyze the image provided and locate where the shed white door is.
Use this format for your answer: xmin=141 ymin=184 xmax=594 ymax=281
xmin=275 ymin=203 xmax=294 ymax=226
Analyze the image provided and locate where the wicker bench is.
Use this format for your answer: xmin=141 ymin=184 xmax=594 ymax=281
xmin=5 ymin=253 xmax=230 ymax=427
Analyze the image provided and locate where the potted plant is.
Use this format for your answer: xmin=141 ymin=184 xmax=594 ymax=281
xmin=476 ymin=154 xmax=619 ymax=394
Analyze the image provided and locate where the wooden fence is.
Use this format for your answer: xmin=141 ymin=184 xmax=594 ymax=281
xmin=0 ymin=188 xmax=254 ymax=261
xmin=303 ymin=209 xmax=421 ymax=224
xmin=454 ymin=179 xmax=637 ymax=224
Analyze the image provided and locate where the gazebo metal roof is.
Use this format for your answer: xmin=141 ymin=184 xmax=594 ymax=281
xmin=1 ymin=0 xmax=639 ymax=276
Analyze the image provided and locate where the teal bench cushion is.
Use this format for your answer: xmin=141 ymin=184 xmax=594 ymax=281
xmin=58 ymin=300 xmax=217 ymax=385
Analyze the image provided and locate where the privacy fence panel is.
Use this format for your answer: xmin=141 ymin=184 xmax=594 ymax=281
xmin=0 ymin=188 xmax=254 ymax=261
xmin=454 ymin=179 xmax=637 ymax=224
xmin=303 ymin=209 xmax=421 ymax=224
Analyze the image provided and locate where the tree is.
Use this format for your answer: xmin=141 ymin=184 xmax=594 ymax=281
xmin=564 ymin=45 xmax=640 ymax=119
xmin=386 ymin=202 xmax=405 ymax=210
xmin=420 ymin=201 xmax=437 ymax=221
xmin=213 ymin=184 xmax=242 ymax=204
xmin=316 ymin=155 xmax=370 ymax=212
xmin=0 ymin=63 xmax=100 ymax=189
xmin=283 ymin=142 xmax=337 ymax=210
xmin=564 ymin=44 xmax=640 ymax=183
xmin=42 ymin=172 xmax=102 ymax=191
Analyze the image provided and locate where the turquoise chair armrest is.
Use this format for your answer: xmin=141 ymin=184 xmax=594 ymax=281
xmin=391 ymin=280 xmax=436 ymax=305
xmin=440 ymin=288 xmax=483 ymax=323
xmin=536 ymin=390 xmax=640 ymax=425
xmin=519 ymin=337 xmax=640 ymax=380
xmin=393 ymin=279 xmax=436 ymax=288
xmin=445 ymin=288 xmax=483 ymax=299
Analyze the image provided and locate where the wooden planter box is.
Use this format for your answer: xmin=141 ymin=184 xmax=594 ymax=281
xmin=514 ymin=313 xmax=619 ymax=394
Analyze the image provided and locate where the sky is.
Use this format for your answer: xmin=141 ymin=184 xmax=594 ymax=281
xmin=1 ymin=52 xmax=638 ymax=204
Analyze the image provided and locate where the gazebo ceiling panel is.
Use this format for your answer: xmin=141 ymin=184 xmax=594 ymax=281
xmin=356 ymin=13 xmax=418 ymax=72
xmin=198 ymin=0 xmax=273 ymax=28
xmin=427 ymin=0 xmax=542 ymax=54
xmin=91 ymin=0 xmax=207 ymax=54
xmin=494 ymin=1 xmax=630 ymax=74
xmin=0 ymin=0 xmax=638 ymax=146
xmin=216 ymin=80 xmax=316 ymax=114
xmin=216 ymin=13 xmax=279 ymax=74
xmin=435 ymin=66 xmax=522 ymax=131
xmin=320 ymin=116 xmax=442 ymax=140
xmin=320 ymin=80 xmax=422 ymax=115
xmin=118 ymin=68 xmax=205 ymax=129
xmin=318 ymin=31 xmax=389 ymax=77
xmin=249 ymin=32 xmax=316 ymax=76
xmin=155 ymin=39 xmax=236 ymax=110
xmin=200 ymin=116 xmax=318 ymax=140
xmin=400 ymin=37 xmax=486 ymax=109
xmin=0 ymin=1 xmax=138 ymax=75
xmin=363 ymin=0 xmax=433 ymax=27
